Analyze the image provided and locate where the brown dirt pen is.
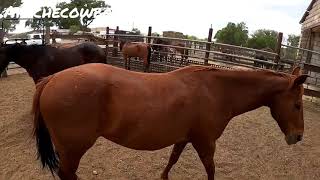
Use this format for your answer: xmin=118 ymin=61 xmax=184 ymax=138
xmin=0 ymin=70 xmax=320 ymax=180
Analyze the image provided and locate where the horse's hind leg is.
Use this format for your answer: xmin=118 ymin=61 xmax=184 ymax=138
xmin=57 ymin=140 xmax=96 ymax=180
xmin=161 ymin=141 xmax=188 ymax=179
xmin=57 ymin=151 xmax=83 ymax=180
xmin=192 ymin=141 xmax=216 ymax=180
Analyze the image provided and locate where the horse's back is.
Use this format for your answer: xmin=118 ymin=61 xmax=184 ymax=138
xmin=74 ymin=42 xmax=106 ymax=63
xmin=122 ymin=42 xmax=149 ymax=57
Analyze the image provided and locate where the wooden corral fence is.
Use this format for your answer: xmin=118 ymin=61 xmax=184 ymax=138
xmin=282 ymin=43 xmax=320 ymax=99
xmin=106 ymin=27 xmax=291 ymax=71
xmin=104 ymin=26 xmax=320 ymax=101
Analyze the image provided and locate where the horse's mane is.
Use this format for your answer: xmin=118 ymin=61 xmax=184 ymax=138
xmin=5 ymin=44 xmax=55 ymax=56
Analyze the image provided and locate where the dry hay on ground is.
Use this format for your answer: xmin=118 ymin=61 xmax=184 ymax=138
xmin=0 ymin=73 xmax=319 ymax=180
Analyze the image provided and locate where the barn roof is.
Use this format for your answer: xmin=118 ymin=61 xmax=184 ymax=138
xmin=300 ymin=0 xmax=317 ymax=24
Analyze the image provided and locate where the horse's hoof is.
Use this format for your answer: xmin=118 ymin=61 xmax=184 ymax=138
xmin=160 ymin=174 xmax=168 ymax=180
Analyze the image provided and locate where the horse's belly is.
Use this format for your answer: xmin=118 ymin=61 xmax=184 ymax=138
xmin=103 ymin=112 xmax=192 ymax=151
xmin=106 ymin=126 xmax=189 ymax=151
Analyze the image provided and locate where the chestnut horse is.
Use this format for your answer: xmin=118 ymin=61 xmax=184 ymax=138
xmin=119 ymin=41 xmax=151 ymax=72
xmin=0 ymin=42 xmax=106 ymax=83
xmin=32 ymin=64 xmax=308 ymax=180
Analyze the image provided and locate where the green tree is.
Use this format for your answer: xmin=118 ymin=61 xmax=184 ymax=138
xmin=127 ymin=28 xmax=143 ymax=41
xmin=214 ymin=22 xmax=248 ymax=46
xmin=151 ymin=32 xmax=160 ymax=36
xmin=70 ymin=25 xmax=81 ymax=34
xmin=25 ymin=7 xmax=55 ymax=30
xmin=54 ymin=0 xmax=111 ymax=31
xmin=185 ymin=35 xmax=199 ymax=40
xmin=128 ymin=28 xmax=141 ymax=35
xmin=0 ymin=0 xmax=23 ymax=32
xmin=284 ymin=34 xmax=301 ymax=60
xmin=247 ymin=29 xmax=278 ymax=51
xmin=287 ymin=34 xmax=300 ymax=47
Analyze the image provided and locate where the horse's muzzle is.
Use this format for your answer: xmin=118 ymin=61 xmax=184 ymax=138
xmin=285 ymin=134 xmax=303 ymax=145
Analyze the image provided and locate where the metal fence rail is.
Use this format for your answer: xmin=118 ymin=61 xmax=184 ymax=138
xmin=106 ymin=33 xmax=291 ymax=71
xmin=105 ymin=31 xmax=320 ymax=100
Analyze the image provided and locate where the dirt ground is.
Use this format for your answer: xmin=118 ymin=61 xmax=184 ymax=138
xmin=0 ymin=73 xmax=319 ymax=180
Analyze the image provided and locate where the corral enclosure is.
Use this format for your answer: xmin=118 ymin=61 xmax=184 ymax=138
xmin=102 ymin=26 xmax=320 ymax=101
xmin=0 ymin=64 xmax=320 ymax=180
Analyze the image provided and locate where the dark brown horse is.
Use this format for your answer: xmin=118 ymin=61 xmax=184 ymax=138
xmin=171 ymin=41 xmax=189 ymax=64
xmin=152 ymin=38 xmax=171 ymax=62
xmin=120 ymin=41 xmax=151 ymax=72
xmin=152 ymin=38 xmax=188 ymax=64
xmin=32 ymin=64 xmax=308 ymax=180
xmin=0 ymin=42 xmax=106 ymax=83
xmin=254 ymin=47 xmax=275 ymax=69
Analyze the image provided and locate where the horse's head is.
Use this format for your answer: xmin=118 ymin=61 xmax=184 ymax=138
xmin=269 ymin=67 xmax=309 ymax=145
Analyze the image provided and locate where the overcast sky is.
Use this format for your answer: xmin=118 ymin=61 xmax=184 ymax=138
xmin=11 ymin=0 xmax=310 ymax=39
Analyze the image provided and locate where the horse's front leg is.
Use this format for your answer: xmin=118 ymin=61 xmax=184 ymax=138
xmin=127 ymin=57 xmax=131 ymax=70
xmin=161 ymin=141 xmax=188 ymax=179
xmin=123 ymin=55 xmax=128 ymax=69
xmin=192 ymin=140 xmax=216 ymax=180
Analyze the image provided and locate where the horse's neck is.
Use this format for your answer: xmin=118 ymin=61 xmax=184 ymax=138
xmin=204 ymin=70 xmax=290 ymax=118
xmin=7 ymin=46 xmax=47 ymax=81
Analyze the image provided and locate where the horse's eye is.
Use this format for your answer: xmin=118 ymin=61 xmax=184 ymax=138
xmin=295 ymin=103 xmax=301 ymax=110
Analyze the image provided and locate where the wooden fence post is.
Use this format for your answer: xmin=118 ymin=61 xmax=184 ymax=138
xmin=204 ymin=28 xmax=213 ymax=65
xmin=113 ymin=26 xmax=119 ymax=57
xmin=105 ymin=27 xmax=110 ymax=63
xmin=147 ymin=26 xmax=152 ymax=44
xmin=275 ymin=32 xmax=283 ymax=70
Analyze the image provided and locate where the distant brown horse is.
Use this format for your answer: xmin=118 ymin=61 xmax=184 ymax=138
xmin=120 ymin=41 xmax=151 ymax=72
xmin=32 ymin=64 xmax=308 ymax=180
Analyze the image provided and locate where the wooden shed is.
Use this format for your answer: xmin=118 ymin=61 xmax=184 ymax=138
xmin=299 ymin=0 xmax=320 ymax=87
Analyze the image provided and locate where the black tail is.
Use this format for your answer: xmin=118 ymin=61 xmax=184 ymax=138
xmin=32 ymin=75 xmax=59 ymax=176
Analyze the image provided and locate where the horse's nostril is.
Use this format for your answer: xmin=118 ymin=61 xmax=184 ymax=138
xmin=297 ymin=135 xmax=303 ymax=141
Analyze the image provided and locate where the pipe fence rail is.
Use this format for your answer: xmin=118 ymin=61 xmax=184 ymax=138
xmin=105 ymin=26 xmax=320 ymax=100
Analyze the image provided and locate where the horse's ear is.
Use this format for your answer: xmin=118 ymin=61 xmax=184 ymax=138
xmin=292 ymin=74 xmax=309 ymax=87
xmin=292 ymin=66 xmax=301 ymax=75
